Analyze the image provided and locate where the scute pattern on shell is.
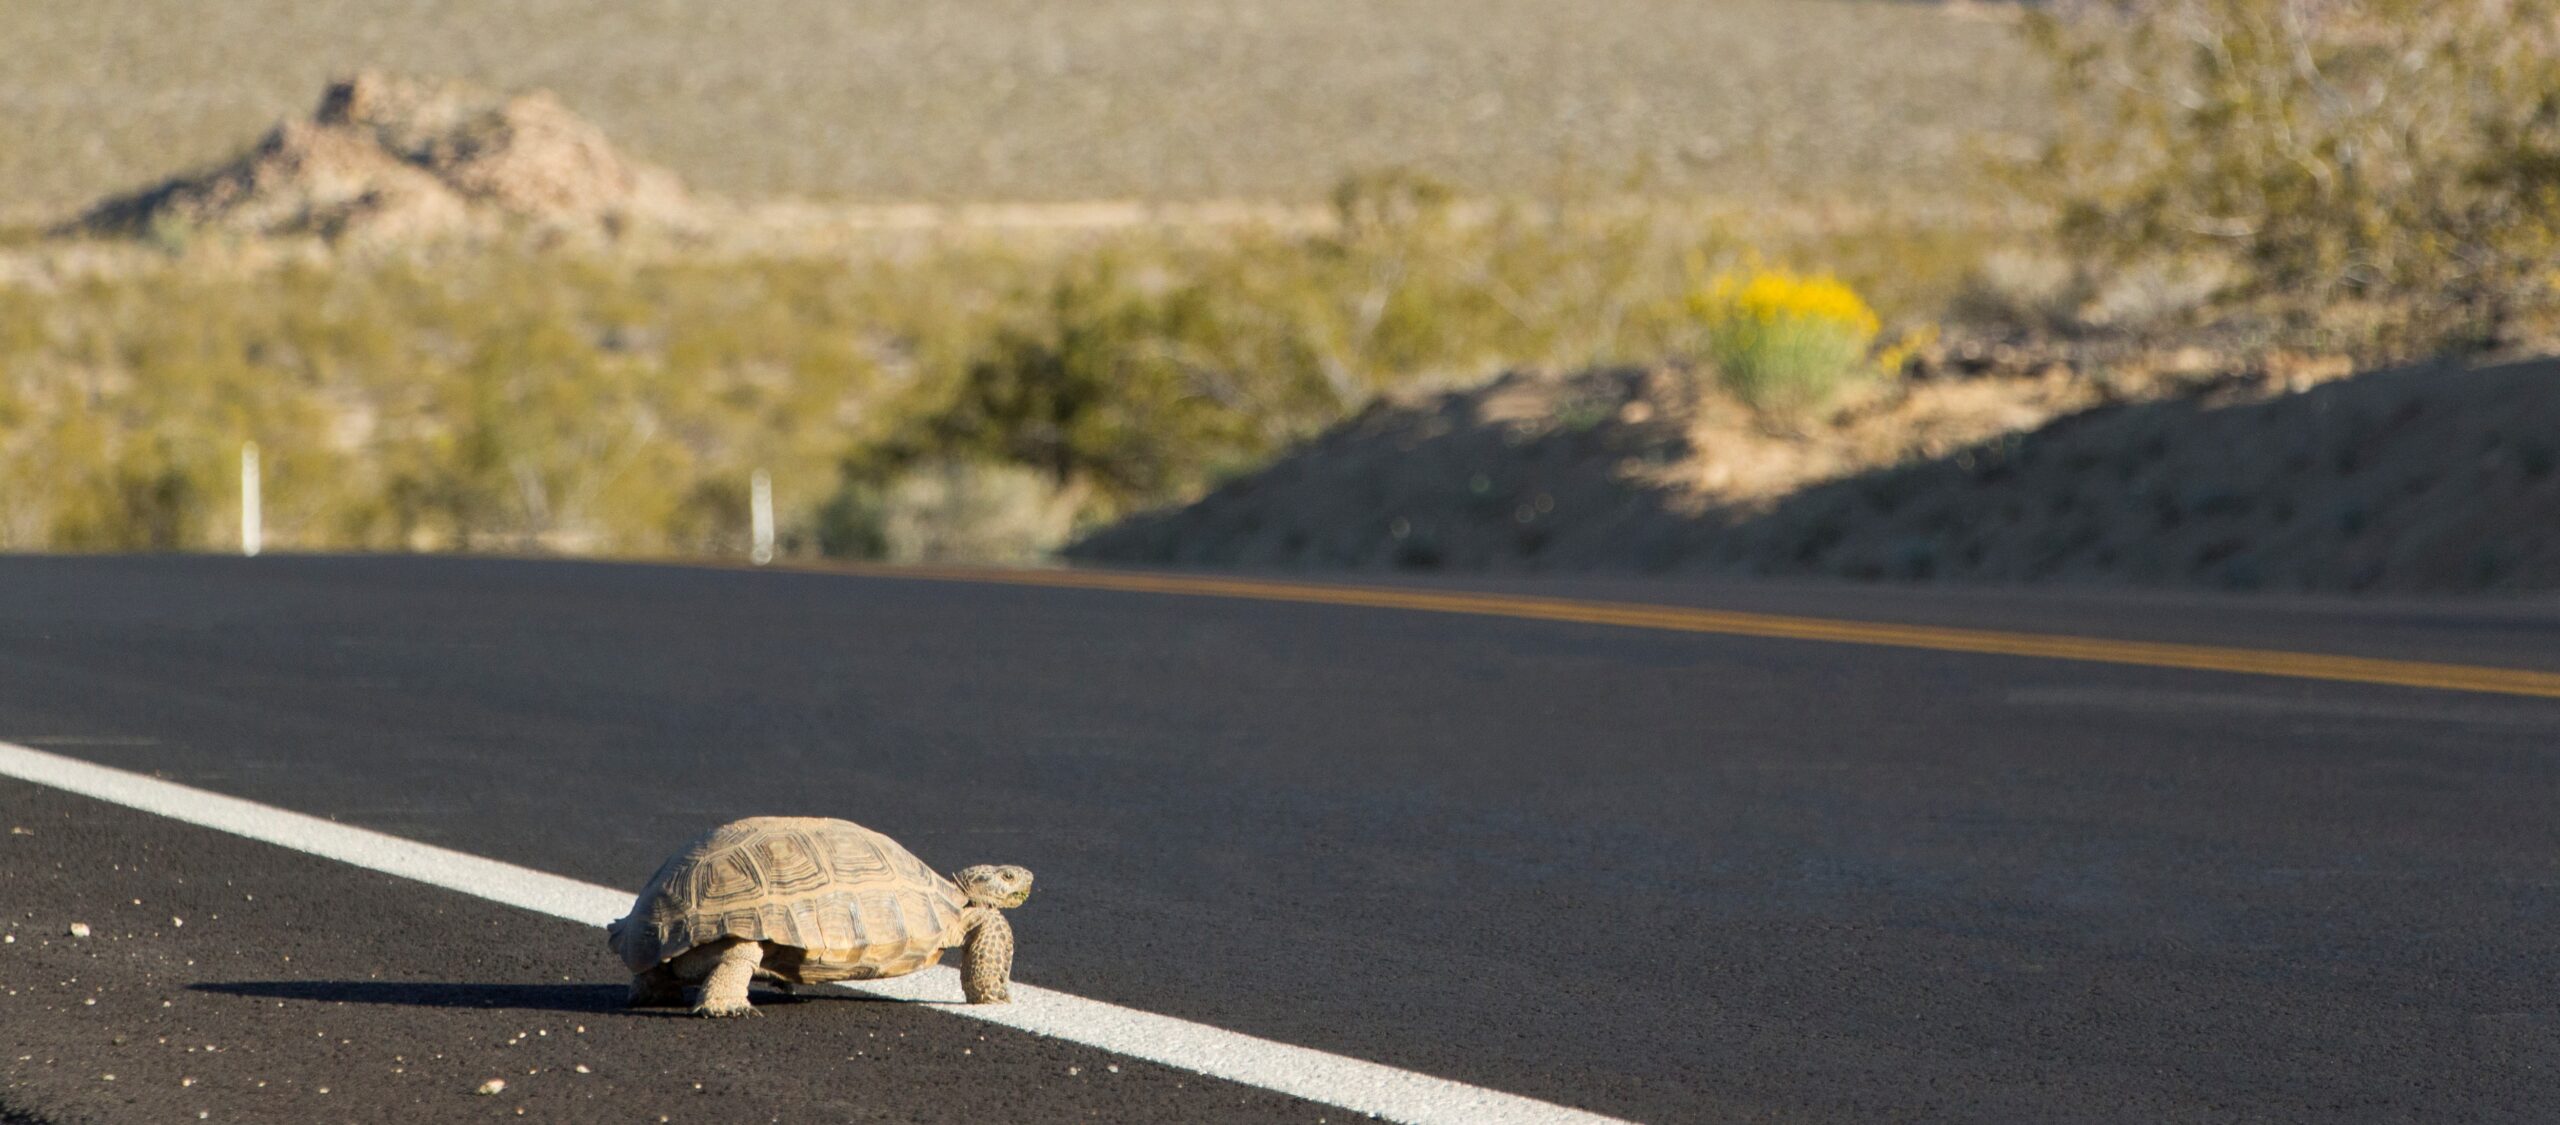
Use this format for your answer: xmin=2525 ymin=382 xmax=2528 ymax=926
xmin=615 ymin=817 xmax=968 ymax=981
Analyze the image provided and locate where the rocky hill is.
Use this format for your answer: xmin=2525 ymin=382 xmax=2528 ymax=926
xmin=64 ymin=72 xmax=686 ymax=242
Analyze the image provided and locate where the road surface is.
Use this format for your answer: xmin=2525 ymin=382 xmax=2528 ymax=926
xmin=1 ymin=555 xmax=2554 ymax=1122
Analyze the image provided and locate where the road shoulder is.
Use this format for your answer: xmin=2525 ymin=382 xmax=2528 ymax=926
xmin=0 ymin=780 xmax=1327 ymax=1124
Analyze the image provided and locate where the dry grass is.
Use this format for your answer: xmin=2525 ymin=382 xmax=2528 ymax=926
xmin=1 ymin=0 xmax=2043 ymax=219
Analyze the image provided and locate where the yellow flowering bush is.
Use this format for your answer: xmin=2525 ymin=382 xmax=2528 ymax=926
xmin=1689 ymin=266 xmax=1882 ymax=409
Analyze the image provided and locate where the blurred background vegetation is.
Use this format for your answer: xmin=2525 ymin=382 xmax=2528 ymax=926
xmin=4 ymin=185 xmax=1968 ymax=557
xmin=0 ymin=0 xmax=2036 ymax=219
xmin=2020 ymin=0 xmax=2560 ymax=353
xmin=5 ymin=0 xmax=2558 ymax=561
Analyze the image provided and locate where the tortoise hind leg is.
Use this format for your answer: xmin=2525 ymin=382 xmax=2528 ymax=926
xmin=749 ymin=968 xmax=798 ymax=1001
xmin=692 ymin=938 xmax=765 ymax=1018
xmin=627 ymin=964 xmax=685 ymax=1008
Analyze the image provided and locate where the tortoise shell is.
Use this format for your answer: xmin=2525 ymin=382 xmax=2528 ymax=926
xmin=611 ymin=816 xmax=969 ymax=983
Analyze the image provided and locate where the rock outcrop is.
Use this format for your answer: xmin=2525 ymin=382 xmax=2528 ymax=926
xmin=64 ymin=72 xmax=686 ymax=241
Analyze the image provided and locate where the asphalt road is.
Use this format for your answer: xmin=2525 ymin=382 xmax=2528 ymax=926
xmin=2 ymin=555 xmax=2556 ymax=1122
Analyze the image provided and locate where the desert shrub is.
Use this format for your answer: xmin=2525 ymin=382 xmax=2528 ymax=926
xmin=2022 ymin=0 xmax=2560 ymax=351
xmin=1689 ymin=265 xmax=1883 ymax=409
xmin=814 ymin=460 xmax=1079 ymax=564
xmin=1330 ymin=168 xmax=1460 ymax=238
xmin=861 ymin=262 xmax=1273 ymax=515
xmin=877 ymin=460 xmax=1081 ymax=564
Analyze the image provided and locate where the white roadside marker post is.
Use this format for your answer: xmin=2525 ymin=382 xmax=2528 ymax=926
xmin=749 ymin=468 xmax=775 ymax=566
xmin=240 ymin=442 xmax=262 ymax=558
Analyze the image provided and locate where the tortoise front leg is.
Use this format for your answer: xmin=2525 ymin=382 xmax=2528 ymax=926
xmin=693 ymin=939 xmax=765 ymax=1018
xmin=959 ymin=908 xmax=1014 ymax=1004
xmin=627 ymin=964 xmax=685 ymax=1008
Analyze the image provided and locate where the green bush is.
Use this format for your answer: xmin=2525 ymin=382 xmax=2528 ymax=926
xmin=2023 ymin=0 xmax=2560 ymax=351
xmin=869 ymin=263 xmax=1270 ymax=514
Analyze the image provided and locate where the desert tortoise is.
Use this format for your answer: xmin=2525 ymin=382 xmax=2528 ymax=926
xmin=608 ymin=816 xmax=1033 ymax=1017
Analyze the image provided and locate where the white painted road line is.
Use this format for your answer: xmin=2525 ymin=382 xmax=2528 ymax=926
xmin=0 ymin=741 xmax=1632 ymax=1125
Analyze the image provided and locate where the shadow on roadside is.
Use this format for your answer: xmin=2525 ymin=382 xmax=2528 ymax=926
xmin=191 ymin=980 xmax=885 ymax=1014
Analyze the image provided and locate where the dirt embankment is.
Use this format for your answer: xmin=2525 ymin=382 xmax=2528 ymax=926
xmin=63 ymin=71 xmax=686 ymax=242
xmin=1069 ymin=357 xmax=2560 ymax=594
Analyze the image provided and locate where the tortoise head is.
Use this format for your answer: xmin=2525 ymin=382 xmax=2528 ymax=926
xmin=954 ymin=864 xmax=1034 ymax=909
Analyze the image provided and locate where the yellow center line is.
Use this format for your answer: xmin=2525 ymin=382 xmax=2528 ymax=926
xmin=728 ymin=561 xmax=2560 ymax=701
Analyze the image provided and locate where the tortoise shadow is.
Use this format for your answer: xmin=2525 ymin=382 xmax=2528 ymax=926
xmin=191 ymin=980 xmax=895 ymax=1014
